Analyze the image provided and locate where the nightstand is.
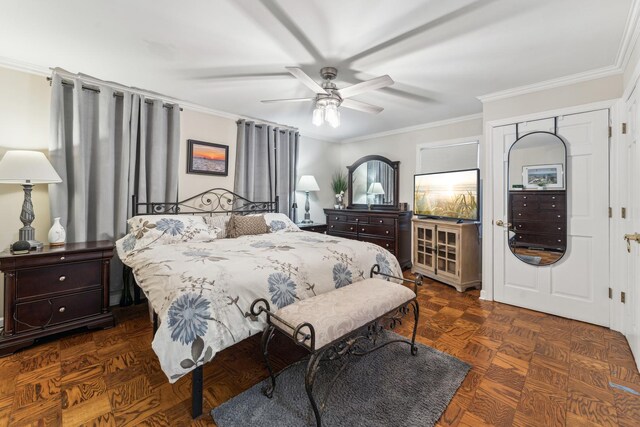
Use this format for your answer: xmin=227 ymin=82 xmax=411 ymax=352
xmin=0 ymin=241 xmax=115 ymax=356
xmin=297 ymin=222 xmax=327 ymax=234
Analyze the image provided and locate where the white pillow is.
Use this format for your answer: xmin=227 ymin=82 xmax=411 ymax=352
xmin=264 ymin=213 xmax=301 ymax=233
xmin=203 ymin=215 xmax=231 ymax=239
xmin=117 ymin=215 xmax=217 ymax=258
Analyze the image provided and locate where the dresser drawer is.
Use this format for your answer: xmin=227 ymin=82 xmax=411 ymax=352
xmin=359 ymin=236 xmax=395 ymax=254
xmin=328 ymin=214 xmax=348 ymax=223
xmin=370 ymin=217 xmax=396 ymax=226
xmin=510 ymin=194 xmax=539 ymax=203
xmin=512 ymin=211 xmax=565 ymax=221
xmin=15 ymin=289 xmax=102 ymax=333
xmin=539 ymin=201 xmax=565 ymax=210
xmin=358 ymin=224 xmax=395 ymax=237
xmin=344 ymin=215 xmax=370 ymax=223
xmin=16 ymin=261 xmax=102 ymax=300
xmin=514 ymin=233 xmax=565 ymax=248
xmin=513 ymin=222 xmax=565 ymax=233
xmin=328 ymin=222 xmax=358 ymax=234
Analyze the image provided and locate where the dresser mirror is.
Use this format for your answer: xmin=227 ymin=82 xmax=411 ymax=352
xmin=347 ymin=155 xmax=399 ymax=209
xmin=507 ymin=131 xmax=567 ymax=266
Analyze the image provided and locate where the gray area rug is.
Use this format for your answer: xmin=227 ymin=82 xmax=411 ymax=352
xmin=212 ymin=331 xmax=470 ymax=426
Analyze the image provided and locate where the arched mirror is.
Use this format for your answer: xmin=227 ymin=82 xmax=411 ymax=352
xmin=507 ymin=131 xmax=567 ymax=266
xmin=347 ymin=155 xmax=399 ymax=209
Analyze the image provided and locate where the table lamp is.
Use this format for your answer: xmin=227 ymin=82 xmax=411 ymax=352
xmin=367 ymin=182 xmax=385 ymax=210
xmin=0 ymin=151 xmax=62 ymax=249
xmin=297 ymin=175 xmax=319 ymax=224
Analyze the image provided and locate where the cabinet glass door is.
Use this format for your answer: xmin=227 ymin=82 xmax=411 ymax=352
xmin=436 ymin=228 xmax=459 ymax=279
xmin=415 ymin=224 xmax=435 ymax=272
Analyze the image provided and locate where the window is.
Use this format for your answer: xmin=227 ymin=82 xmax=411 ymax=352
xmin=417 ymin=140 xmax=479 ymax=174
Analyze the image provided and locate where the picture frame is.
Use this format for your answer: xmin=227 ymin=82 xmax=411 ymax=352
xmin=522 ymin=163 xmax=564 ymax=189
xmin=187 ymin=139 xmax=229 ymax=176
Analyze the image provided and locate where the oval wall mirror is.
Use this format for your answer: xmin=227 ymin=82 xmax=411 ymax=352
xmin=507 ymin=131 xmax=567 ymax=266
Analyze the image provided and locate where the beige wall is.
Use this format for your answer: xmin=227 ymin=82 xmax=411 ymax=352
xmin=339 ymin=118 xmax=483 ymax=208
xmin=483 ymin=74 xmax=623 ymax=122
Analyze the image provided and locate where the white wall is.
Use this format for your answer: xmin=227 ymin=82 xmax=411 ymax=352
xmin=296 ymin=135 xmax=342 ymax=223
xmin=340 ymin=118 xmax=483 ymax=209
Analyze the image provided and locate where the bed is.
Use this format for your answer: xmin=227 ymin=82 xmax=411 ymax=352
xmin=117 ymin=188 xmax=401 ymax=417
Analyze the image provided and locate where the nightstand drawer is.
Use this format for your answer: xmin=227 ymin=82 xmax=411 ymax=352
xmin=15 ymin=289 xmax=102 ymax=333
xmin=16 ymin=261 xmax=102 ymax=300
xmin=10 ymin=251 xmax=102 ymax=269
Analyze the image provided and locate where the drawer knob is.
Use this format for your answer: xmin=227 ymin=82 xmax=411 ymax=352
xmin=361 ymin=228 xmax=365 ymax=232
xmin=334 ymin=217 xmax=338 ymax=220
xmin=523 ymin=203 xmax=527 ymax=207
xmin=518 ymin=213 xmax=522 ymax=216
xmin=558 ymin=239 xmax=562 ymax=242
xmin=385 ymin=230 xmax=390 ymax=235
xmin=59 ymin=306 xmax=66 ymax=313
xmin=523 ymin=196 xmax=527 ymax=199
xmin=557 ymin=215 xmax=561 ymax=218
xmin=59 ymin=276 xmax=66 ymax=282
xmin=552 ymin=204 xmax=556 ymax=208
xmin=379 ymin=220 xmax=383 ymax=223
xmin=552 ymin=196 xmax=556 ymax=200
xmin=558 ymin=227 xmax=562 ymax=230
xmin=385 ymin=244 xmax=390 ymax=248
xmin=60 ymin=256 xmax=65 ymax=261
xmin=349 ymin=227 xmax=353 ymax=231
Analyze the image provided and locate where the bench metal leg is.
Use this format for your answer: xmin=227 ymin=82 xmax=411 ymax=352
xmin=261 ymin=325 xmax=277 ymax=398
xmin=305 ymin=350 xmax=325 ymax=427
xmin=410 ymin=300 xmax=419 ymax=356
xmin=192 ymin=365 xmax=203 ymax=419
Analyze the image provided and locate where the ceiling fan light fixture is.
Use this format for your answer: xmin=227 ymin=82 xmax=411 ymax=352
xmin=325 ymin=104 xmax=340 ymax=128
xmin=312 ymin=106 xmax=324 ymax=126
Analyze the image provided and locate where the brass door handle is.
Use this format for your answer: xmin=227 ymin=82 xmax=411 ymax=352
xmin=495 ymin=220 xmax=512 ymax=228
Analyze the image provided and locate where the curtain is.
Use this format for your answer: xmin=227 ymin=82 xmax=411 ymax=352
xmin=48 ymin=71 xmax=180 ymax=296
xmin=234 ymin=119 xmax=299 ymax=218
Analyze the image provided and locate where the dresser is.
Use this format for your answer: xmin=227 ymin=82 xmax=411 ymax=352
xmin=508 ymin=190 xmax=567 ymax=251
xmin=0 ymin=241 xmax=115 ymax=356
xmin=324 ymin=208 xmax=412 ymax=269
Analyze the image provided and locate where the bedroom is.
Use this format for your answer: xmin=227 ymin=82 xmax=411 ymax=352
xmin=0 ymin=0 xmax=639 ymax=425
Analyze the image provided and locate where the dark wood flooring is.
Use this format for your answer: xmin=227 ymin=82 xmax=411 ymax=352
xmin=0 ymin=275 xmax=639 ymax=426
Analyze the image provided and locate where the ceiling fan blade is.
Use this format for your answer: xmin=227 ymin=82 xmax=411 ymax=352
xmin=341 ymin=99 xmax=384 ymax=114
xmin=285 ymin=67 xmax=328 ymax=94
xmin=337 ymin=75 xmax=394 ymax=99
xmin=261 ymin=97 xmax=315 ymax=103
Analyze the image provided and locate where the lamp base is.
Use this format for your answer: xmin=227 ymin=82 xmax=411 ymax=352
xmin=300 ymin=219 xmax=313 ymax=224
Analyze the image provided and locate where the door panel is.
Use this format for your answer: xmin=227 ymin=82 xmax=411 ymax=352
xmin=492 ymin=110 xmax=609 ymax=326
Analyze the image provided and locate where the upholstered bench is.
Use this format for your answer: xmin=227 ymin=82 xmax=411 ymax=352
xmin=250 ymin=265 xmax=422 ymax=427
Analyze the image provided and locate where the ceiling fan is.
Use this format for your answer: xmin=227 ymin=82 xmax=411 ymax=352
xmin=261 ymin=67 xmax=394 ymax=128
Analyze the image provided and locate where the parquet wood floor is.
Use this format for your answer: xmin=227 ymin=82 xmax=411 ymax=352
xmin=1 ymin=275 xmax=639 ymax=426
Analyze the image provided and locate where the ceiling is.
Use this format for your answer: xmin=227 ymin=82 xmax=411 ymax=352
xmin=0 ymin=0 xmax=634 ymax=141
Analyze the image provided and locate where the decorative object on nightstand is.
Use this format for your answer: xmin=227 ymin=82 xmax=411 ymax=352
xmin=48 ymin=217 xmax=66 ymax=246
xmin=367 ymin=182 xmax=385 ymax=210
xmin=0 ymin=151 xmax=62 ymax=250
xmin=297 ymin=175 xmax=319 ymax=224
xmin=0 ymin=241 xmax=115 ymax=356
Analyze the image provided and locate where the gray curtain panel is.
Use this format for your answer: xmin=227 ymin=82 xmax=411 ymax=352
xmin=234 ymin=120 xmax=299 ymax=218
xmin=48 ymin=72 xmax=180 ymax=294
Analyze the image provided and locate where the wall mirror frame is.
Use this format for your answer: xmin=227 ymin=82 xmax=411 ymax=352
xmin=347 ymin=155 xmax=399 ymax=210
xmin=507 ymin=128 xmax=568 ymax=266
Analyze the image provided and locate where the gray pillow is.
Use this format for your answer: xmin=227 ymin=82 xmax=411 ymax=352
xmin=227 ymin=215 xmax=269 ymax=238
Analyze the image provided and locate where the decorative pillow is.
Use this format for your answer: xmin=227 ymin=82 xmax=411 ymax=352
xmin=203 ymin=215 xmax=231 ymax=239
xmin=117 ymin=215 xmax=216 ymax=258
xmin=264 ymin=213 xmax=301 ymax=233
xmin=227 ymin=215 xmax=269 ymax=238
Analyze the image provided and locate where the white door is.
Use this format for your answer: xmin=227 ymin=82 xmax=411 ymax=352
xmin=625 ymin=91 xmax=640 ymax=364
xmin=492 ymin=110 xmax=610 ymax=326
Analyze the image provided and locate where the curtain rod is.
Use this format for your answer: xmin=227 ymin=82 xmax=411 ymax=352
xmin=46 ymin=77 xmax=183 ymax=111
xmin=237 ymin=120 xmax=298 ymax=133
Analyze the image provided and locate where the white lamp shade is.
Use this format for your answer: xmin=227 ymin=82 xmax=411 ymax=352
xmin=367 ymin=182 xmax=385 ymax=195
xmin=297 ymin=175 xmax=320 ymax=192
xmin=0 ymin=151 xmax=62 ymax=184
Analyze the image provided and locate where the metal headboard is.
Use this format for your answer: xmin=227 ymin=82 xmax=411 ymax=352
xmin=131 ymin=188 xmax=279 ymax=216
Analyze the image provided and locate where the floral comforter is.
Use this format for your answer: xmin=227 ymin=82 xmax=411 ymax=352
xmin=121 ymin=231 xmax=401 ymax=382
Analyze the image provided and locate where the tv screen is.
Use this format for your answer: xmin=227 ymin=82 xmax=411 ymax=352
xmin=414 ymin=169 xmax=480 ymax=221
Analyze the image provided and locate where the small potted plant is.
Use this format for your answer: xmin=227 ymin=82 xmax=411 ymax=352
xmin=331 ymin=170 xmax=348 ymax=209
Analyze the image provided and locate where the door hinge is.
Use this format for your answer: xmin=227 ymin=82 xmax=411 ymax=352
xmin=621 ymin=291 xmax=626 ymax=304
xmin=609 ymin=287 xmax=613 ymax=299
xmin=622 ymin=207 xmax=627 ymax=219
xmin=609 ymin=126 xmax=612 ymax=138
xmin=622 ymin=123 xmax=628 ymax=134
xmin=609 ymin=207 xmax=613 ymax=218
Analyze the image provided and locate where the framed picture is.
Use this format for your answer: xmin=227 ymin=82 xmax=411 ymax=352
xmin=522 ymin=164 xmax=564 ymax=189
xmin=187 ymin=140 xmax=229 ymax=176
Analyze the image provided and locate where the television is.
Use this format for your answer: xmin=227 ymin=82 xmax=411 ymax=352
xmin=414 ymin=168 xmax=480 ymax=221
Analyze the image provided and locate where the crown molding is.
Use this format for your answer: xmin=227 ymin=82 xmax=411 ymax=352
xmin=340 ymin=113 xmax=483 ymax=144
xmin=477 ymin=65 xmax=622 ymax=103
xmin=616 ymin=0 xmax=640 ymax=70
xmin=0 ymin=56 xmax=50 ymax=76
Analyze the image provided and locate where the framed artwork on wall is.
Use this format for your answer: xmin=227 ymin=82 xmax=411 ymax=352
xmin=522 ymin=163 xmax=564 ymax=189
xmin=187 ymin=139 xmax=229 ymax=176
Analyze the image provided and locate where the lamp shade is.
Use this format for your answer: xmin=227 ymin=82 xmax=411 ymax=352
xmin=297 ymin=175 xmax=320 ymax=192
xmin=0 ymin=151 xmax=62 ymax=184
xmin=367 ymin=182 xmax=385 ymax=195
